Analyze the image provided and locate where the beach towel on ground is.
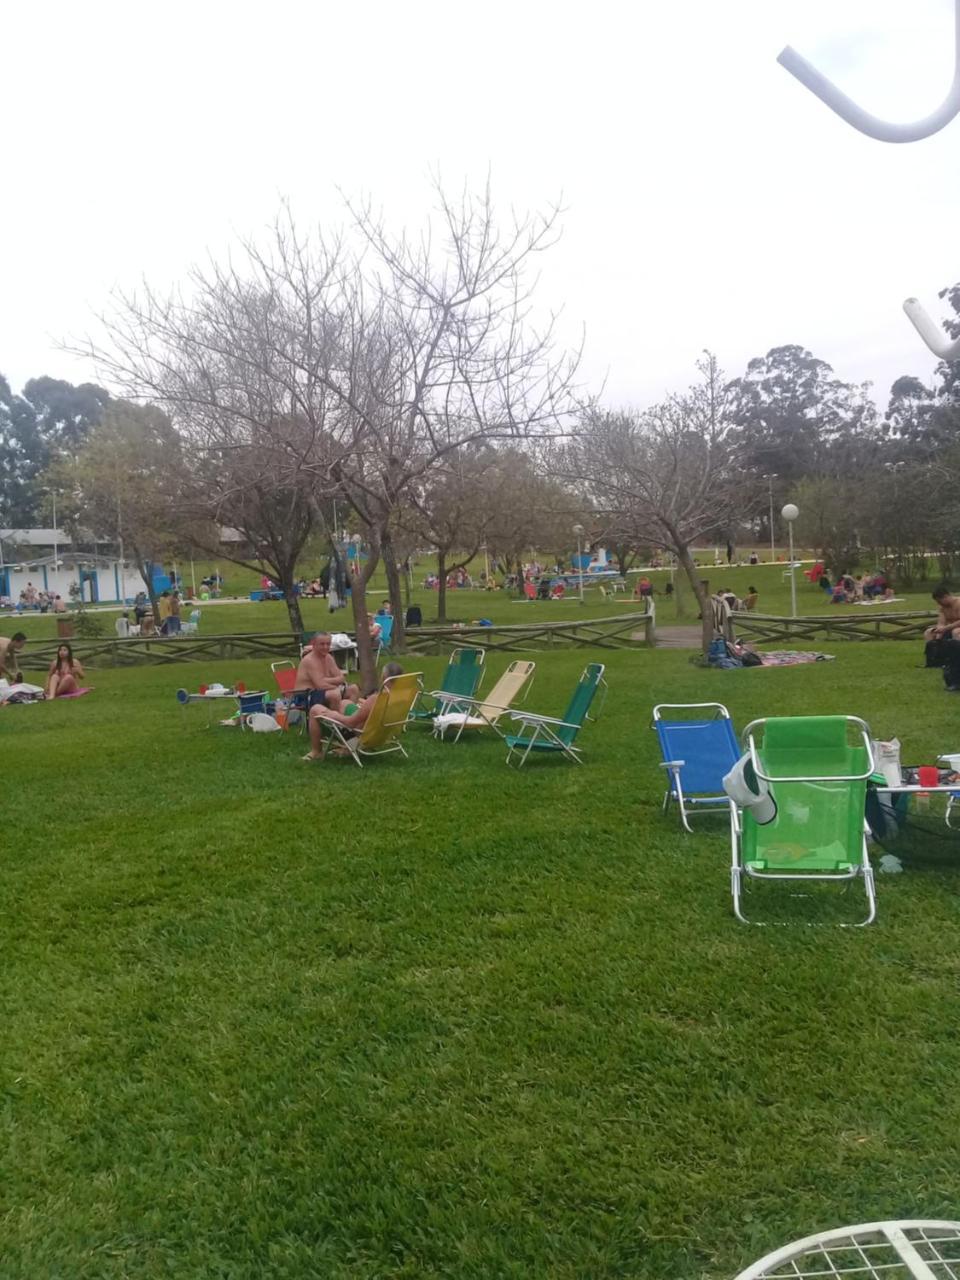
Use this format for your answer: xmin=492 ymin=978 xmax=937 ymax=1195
xmin=758 ymin=651 xmax=835 ymax=666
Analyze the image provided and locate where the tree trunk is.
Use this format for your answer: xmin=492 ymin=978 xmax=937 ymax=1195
xmin=402 ymin=558 xmax=412 ymax=607
xmin=283 ymin=585 xmax=305 ymax=635
xmin=381 ymin=530 xmax=406 ymax=653
xmin=676 ymin=543 xmax=713 ymax=654
xmin=350 ymin=541 xmax=382 ymax=696
xmin=436 ymin=550 xmax=448 ymax=621
xmin=274 ymin=560 xmax=305 ymax=634
xmin=672 ymin=565 xmax=685 ymax=619
xmin=133 ymin=545 xmax=160 ymax=618
xmin=350 ymin=579 xmax=377 ymax=693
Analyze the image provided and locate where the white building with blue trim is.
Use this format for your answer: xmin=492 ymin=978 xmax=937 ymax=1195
xmin=0 ymin=528 xmax=133 ymax=606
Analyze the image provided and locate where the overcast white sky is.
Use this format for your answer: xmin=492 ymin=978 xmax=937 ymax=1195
xmin=2 ymin=0 xmax=957 ymax=411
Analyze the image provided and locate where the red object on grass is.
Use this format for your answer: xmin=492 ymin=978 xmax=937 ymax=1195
xmin=917 ymin=765 xmax=940 ymax=788
xmin=235 ymin=681 xmax=246 ymax=694
xmin=199 ymin=684 xmax=208 ymax=695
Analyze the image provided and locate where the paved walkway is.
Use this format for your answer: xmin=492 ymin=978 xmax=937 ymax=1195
xmin=655 ymin=626 xmax=702 ymax=649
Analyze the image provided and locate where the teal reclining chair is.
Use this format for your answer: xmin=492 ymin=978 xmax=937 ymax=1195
xmin=503 ymin=663 xmax=606 ymax=766
xmin=409 ymin=646 xmax=485 ymax=723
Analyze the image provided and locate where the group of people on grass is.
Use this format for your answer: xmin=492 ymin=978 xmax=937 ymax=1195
xmin=423 ymin=568 xmax=476 ymax=590
xmin=8 ymin=583 xmax=69 ymax=614
xmin=806 ymin=563 xmax=895 ymax=604
xmin=0 ymin=632 xmax=84 ymax=698
xmin=293 ymin=630 xmax=403 ymax=760
xmin=127 ymin=590 xmax=183 ymax=636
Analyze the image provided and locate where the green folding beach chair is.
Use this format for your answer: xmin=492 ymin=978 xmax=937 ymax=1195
xmin=729 ymin=715 xmax=877 ymax=926
xmin=503 ymin=662 xmax=606 ymax=766
xmin=408 ymin=646 xmax=485 ymax=723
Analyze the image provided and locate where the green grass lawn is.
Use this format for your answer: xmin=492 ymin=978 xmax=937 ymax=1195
xmin=3 ymin=559 xmax=944 ymax=646
xmin=3 ymin=643 xmax=960 ymax=1278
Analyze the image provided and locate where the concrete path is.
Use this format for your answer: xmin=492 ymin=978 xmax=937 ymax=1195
xmin=655 ymin=626 xmax=702 ymax=649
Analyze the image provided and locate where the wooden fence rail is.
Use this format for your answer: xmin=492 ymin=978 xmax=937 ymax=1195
xmin=732 ymin=609 xmax=936 ymax=644
xmin=18 ymin=609 xmax=656 ymax=670
xmin=400 ymin=609 xmax=656 ymax=656
xmin=20 ymin=631 xmax=302 ymax=671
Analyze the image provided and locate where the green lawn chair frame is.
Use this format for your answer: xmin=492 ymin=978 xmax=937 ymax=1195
xmin=503 ymin=662 xmax=607 ymax=767
xmin=730 ymin=715 xmax=877 ymax=927
xmin=409 ymin=646 xmax=486 ymax=723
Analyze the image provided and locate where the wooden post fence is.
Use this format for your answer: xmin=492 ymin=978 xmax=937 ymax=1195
xmin=732 ymin=609 xmax=936 ymax=645
xmin=18 ymin=608 xmax=657 ymax=670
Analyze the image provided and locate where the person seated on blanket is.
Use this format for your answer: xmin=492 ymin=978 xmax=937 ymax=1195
xmin=0 ymin=631 xmax=27 ymax=683
xmin=45 ymin=643 xmax=85 ymax=698
xmin=742 ymin=587 xmax=759 ymax=611
xmin=303 ymin=662 xmax=404 ymax=760
xmin=294 ymin=631 xmax=360 ymax=708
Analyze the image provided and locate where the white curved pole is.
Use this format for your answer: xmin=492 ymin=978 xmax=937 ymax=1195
xmin=778 ymin=0 xmax=960 ymax=143
xmin=903 ymin=296 xmax=960 ymax=360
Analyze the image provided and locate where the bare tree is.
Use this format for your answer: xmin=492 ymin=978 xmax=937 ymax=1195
xmin=482 ymin=448 xmax=578 ymax=590
xmin=292 ymin=183 xmax=583 ymax=669
xmin=401 ymin=446 xmax=496 ymax=622
xmin=75 ymin=183 xmax=582 ymax=690
xmin=183 ymin=440 xmax=318 ymax=634
xmin=561 ymin=355 xmax=756 ymax=652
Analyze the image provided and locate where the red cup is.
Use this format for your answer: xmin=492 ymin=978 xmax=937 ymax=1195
xmin=235 ymin=681 xmax=246 ymax=694
xmin=918 ymin=765 xmax=940 ymax=789
xmin=199 ymin=684 xmax=208 ymax=695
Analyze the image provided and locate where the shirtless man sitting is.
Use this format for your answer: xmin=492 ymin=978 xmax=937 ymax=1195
xmin=924 ymin=587 xmax=960 ymax=667
xmin=304 ymin=662 xmax=404 ymax=760
xmin=294 ymin=632 xmax=360 ymax=709
xmin=0 ymin=631 xmax=27 ymax=683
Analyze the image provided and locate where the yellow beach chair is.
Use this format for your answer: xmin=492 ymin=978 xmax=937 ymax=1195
xmin=316 ymin=672 xmax=423 ymax=768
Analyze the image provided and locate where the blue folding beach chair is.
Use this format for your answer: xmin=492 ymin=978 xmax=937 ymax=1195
xmin=653 ymin=702 xmax=740 ymax=833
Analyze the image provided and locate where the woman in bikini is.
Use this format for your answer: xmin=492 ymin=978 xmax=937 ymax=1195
xmin=45 ymin=644 xmax=85 ymax=698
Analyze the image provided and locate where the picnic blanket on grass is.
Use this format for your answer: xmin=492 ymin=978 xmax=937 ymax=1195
xmin=0 ymin=684 xmax=94 ymax=703
xmin=0 ymin=681 xmax=45 ymax=703
xmin=758 ymin=651 xmax=835 ymax=666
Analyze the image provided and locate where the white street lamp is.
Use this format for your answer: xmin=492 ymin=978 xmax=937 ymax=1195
xmin=781 ymin=502 xmax=799 ymax=617
xmin=573 ymin=524 xmax=585 ymax=603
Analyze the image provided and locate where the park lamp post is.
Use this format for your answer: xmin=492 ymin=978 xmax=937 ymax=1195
xmin=763 ymin=474 xmax=777 ymax=563
xmin=782 ymin=503 xmax=799 ymax=617
xmin=573 ymin=524 xmax=585 ymax=603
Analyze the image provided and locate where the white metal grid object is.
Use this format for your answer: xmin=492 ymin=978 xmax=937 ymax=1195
xmin=734 ymin=1221 xmax=960 ymax=1280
